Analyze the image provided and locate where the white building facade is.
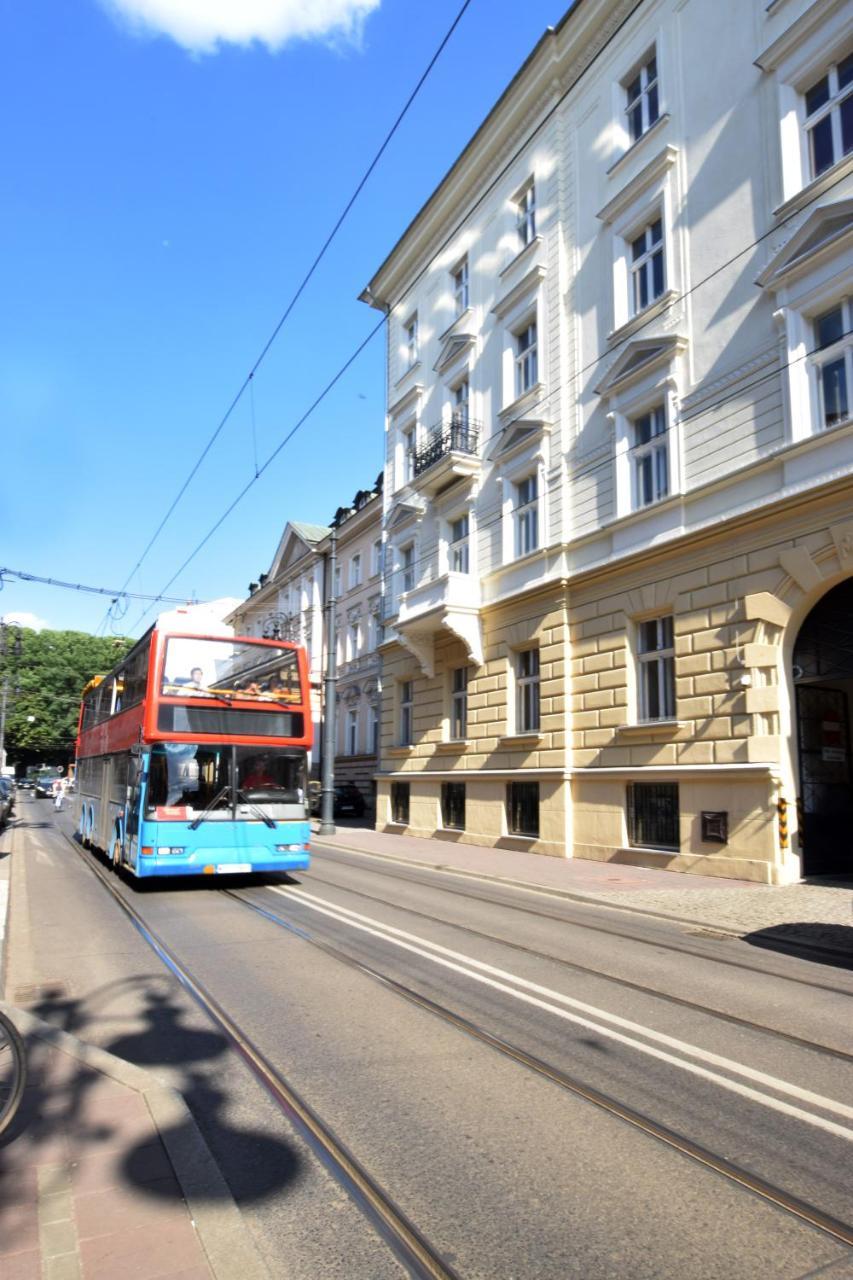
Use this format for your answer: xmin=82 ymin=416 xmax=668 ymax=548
xmin=362 ymin=0 xmax=853 ymax=882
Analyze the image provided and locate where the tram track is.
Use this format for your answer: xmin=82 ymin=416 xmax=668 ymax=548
xmin=227 ymin=884 xmax=853 ymax=1251
xmin=60 ymin=830 xmax=459 ymax=1280
xmin=311 ymin=844 xmax=853 ymax=990
xmin=62 ymin=828 xmax=853 ymax=1259
xmin=299 ymin=866 xmax=853 ymax=1064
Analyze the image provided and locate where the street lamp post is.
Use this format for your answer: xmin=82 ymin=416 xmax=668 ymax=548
xmin=0 ymin=622 xmax=22 ymax=774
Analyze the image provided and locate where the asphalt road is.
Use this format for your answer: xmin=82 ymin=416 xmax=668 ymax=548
xmin=7 ymin=797 xmax=853 ymax=1279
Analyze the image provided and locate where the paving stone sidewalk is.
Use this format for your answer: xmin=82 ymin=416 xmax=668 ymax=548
xmin=0 ymin=1007 xmax=271 ymax=1280
xmin=312 ymin=824 xmax=853 ymax=959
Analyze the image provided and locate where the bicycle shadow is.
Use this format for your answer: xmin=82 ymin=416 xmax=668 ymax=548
xmin=0 ymin=975 xmax=303 ymax=1232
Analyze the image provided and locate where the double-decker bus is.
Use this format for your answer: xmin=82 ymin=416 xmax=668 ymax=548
xmin=74 ymin=612 xmax=312 ymax=879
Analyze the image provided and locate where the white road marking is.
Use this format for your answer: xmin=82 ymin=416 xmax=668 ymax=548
xmin=270 ymin=885 xmax=853 ymax=1141
xmin=0 ymin=880 xmax=8 ymax=944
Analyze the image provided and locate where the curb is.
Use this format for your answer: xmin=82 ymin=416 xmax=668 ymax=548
xmin=0 ymin=1001 xmax=270 ymax=1280
xmin=310 ymin=835 xmax=852 ymax=962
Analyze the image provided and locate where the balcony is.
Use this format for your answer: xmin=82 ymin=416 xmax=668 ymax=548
xmin=389 ymin=570 xmax=483 ymax=677
xmin=411 ymin=416 xmax=481 ymax=495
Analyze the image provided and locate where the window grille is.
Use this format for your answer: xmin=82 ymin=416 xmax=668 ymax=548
xmin=627 ymin=782 xmax=679 ymax=850
xmin=507 ymin=781 xmax=539 ymax=836
xmin=441 ymin=782 xmax=466 ymax=830
xmin=391 ymin=781 xmax=410 ymax=824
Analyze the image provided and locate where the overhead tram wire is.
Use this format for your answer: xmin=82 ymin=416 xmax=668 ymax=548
xmin=133 ymin=24 xmax=850 ymax=622
xmin=0 ymin=566 xmax=195 ymax=606
xmin=104 ymin=0 xmax=476 ymax=635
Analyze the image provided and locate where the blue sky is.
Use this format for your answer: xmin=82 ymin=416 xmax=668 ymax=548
xmin=1 ymin=0 xmax=568 ymax=637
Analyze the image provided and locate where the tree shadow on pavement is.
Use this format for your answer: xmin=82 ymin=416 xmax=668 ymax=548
xmin=0 ymin=976 xmax=303 ymax=1207
xmin=742 ymin=922 xmax=853 ymax=970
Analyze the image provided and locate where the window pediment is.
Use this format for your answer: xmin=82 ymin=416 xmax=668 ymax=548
xmin=595 ymin=335 xmax=687 ymax=398
xmin=433 ymin=332 xmax=475 ymax=375
xmin=386 ymin=496 xmax=426 ymax=533
xmin=488 ymin=418 xmax=550 ymax=464
xmin=492 ymin=263 xmax=546 ymax=320
xmin=388 ymin=381 xmax=423 ymax=421
xmin=596 ymin=144 xmax=678 ymax=225
xmin=757 ymin=198 xmax=853 ymax=290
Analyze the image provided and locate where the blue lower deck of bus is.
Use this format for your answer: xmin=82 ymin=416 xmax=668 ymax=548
xmin=77 ymin=798 xmax=310 ymax=878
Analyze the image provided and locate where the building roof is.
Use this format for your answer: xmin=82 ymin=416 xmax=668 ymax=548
xmin=290 ymin=522 xmax=333 ymax=545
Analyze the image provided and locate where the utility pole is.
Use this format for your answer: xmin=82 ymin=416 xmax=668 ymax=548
xmin=319 ymin=526 xmax=337 ymax=835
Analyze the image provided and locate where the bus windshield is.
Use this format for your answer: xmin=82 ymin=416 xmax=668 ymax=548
xmin=160 ymin=637 xmax=301 ymax=703
xmin=145 ymin=744 xmax=307 ymax=817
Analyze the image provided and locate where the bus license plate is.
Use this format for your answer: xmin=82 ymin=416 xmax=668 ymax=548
xmin=217 ymin=863 xmax=252 ymax=874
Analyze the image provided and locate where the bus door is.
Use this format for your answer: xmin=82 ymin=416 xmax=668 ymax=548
xmin=97 ymin=758 xmax=113 ymax=851
xmin=125 ymin=750 xmax=145 ymax=869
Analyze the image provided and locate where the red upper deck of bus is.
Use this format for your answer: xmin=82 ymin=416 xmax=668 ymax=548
xmin=76 ymin=629 xmax=312 ymax=759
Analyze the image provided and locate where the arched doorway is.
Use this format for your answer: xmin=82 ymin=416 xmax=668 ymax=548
xmin=792 ymin=578 xmax=853 ymax=877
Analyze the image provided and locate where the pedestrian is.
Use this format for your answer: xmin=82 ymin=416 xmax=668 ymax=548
xmin=53 ymin=779 xmax=65 ymax=811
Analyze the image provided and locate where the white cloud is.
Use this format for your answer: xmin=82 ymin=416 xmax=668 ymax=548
xmin=3 ymin=612 xmax=50 ymax=633
xmin=98 ymin=0 xmax=381 ymax=54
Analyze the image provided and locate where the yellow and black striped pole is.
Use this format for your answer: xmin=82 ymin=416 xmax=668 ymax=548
xmin=777 ymin=795 xmax=788 ymax=850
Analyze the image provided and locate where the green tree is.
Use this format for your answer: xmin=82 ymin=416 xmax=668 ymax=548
xmin=0 ymin=627 xmax=134 ymax=772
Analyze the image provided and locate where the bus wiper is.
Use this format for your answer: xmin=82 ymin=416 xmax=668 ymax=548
xmin=189 ymin=784 xmax=231 ymax=830
xmin=204 ymin=690 xmax=235 ymax=705
xmin=236 ymin=789 xmax=276 ymax=829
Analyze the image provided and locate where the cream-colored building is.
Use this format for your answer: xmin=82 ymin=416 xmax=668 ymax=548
xmin=328 ymin=485 xmax=384 ymax=811
xmin=361 ymin=0 xmax=853 ymax=882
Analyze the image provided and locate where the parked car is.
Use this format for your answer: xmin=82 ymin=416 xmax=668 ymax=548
xmin=0 ymin=777 xmax=15 ymax=823
xmin=312 ymin=778 xmax=366 ymax=819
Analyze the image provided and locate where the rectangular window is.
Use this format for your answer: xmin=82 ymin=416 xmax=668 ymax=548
xmin=348 ymin=621 xmax=360 ymax=661
xmin=637 ymin=616 xmax=675 ymax=721
xmin=371 ymin=707 xmax=380 ymax=755
xmin=630 ymin=218 xmax=665 ymax=313
xmin=812 ymin=300 xmax=851 ymax=429
xmin=632 ymin=405 xmax=669 ymax=507
xmin=399 ymin=679 xmax=413 ymax=746
xmin=514 ymin=474 xmax=538 ymax=558
xmin=346 ymin=708 xmax=358 ymax=755
xmin=507 ymin=781 xmax=539 ymax=836
xmin=391 ymin=781 xmax=410 ymax=824
xmin=371 ymin=539 xmax=382 ymax=577
xmin=453 ymin=378 xmax=470 ymax=431
xmin=516 ymin=181 xmax=536 ymax=248
xmin=333 ymin=565 xmax=341 ymax=599
xmin=350 ymin=554 xmax=361 ymax=588
xmin=450 ymin=666 xmax=468 ymax=739
xmin=624 ymin=51 xmax=659 ymax=143
xmin=803 ymin=53 xmax=853 ymax=179
xmin=405 ymin=314 xmax=418 ymax=369
xmin=516 ymin=648 xmax=540 ymax=733
xmin=627 ymin=782 xmax=679 ymax=850
xmin=450 ymin=514 xmax=470 ymax=574
xmin=515 ymin=322 xmax=538 ymax=396
xmin=441 ymin=782 xmax=466 ymax=830
xmin=453 ymin=258 xmax=469 ymax=315
xmin=402 ymin=426 xmax=415 ymax=485
xmin=401 ymin=544 xmax=415 ymax=594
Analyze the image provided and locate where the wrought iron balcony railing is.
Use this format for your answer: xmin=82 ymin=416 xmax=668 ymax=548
xmin=413 ymin=417 xmax=480 ymax=477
